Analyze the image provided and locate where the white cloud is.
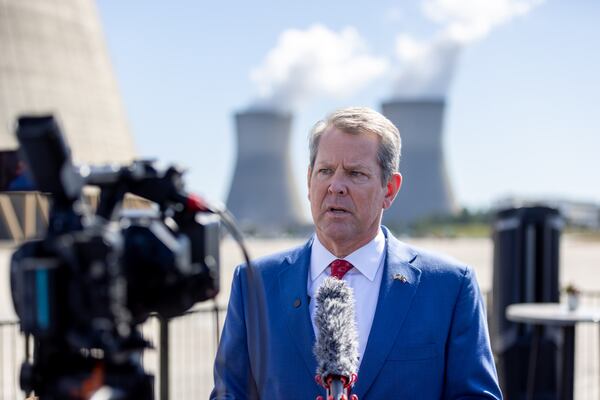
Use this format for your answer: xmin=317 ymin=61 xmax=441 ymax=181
xmin=422 ymin=0 xmax=545 ymax=42
xmin=391 ymin=0 xmax=546 ymax=98
xmin=250 ymin=24 xmax=388 ymax=111
xmin=393 ymin=34 xmax=461 ymax=98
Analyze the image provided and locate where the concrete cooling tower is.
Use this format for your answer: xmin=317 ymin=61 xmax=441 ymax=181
xmin=227 ymin=110 xmax=305 ymax=234
xmin=382 ymin=99 xmax=457 ymax=228
xmin=0 ymin=0 xmax=135 ymax=163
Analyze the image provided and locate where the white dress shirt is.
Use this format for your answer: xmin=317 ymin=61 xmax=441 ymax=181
xmin=308 ymin=228 xmax=386 ymax=366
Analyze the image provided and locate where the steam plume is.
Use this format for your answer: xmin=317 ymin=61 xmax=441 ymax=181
xmin=393 ymin=0 xmax=546 ymax=98
xmin=250 ymin=24 xmax=388 ymax=111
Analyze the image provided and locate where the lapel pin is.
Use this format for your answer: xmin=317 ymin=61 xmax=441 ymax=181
xmin=393 ymin=273 xmax=408 ymax=283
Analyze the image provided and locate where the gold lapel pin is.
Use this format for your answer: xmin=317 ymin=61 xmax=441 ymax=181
xmin=393 ymin=273 xmax=408 ymax=283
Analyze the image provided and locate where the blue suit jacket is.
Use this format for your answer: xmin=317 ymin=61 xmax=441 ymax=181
xmin=212 ymin=228 xmax=502 ymax=399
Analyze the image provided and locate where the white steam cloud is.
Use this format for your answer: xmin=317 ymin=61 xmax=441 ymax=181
xmin=393 ymin=35 xmax=461 ymax=98
xmin=393 ymin=0 xmax=545 ymax=98
xmin=249 ymin=24 xmax=388 ymax=111
xmin=423 ymin=0 xmax=544 ymax=42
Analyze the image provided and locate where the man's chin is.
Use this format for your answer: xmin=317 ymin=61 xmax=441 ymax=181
xmin=317 ymin=223 xmax=355 ymax=242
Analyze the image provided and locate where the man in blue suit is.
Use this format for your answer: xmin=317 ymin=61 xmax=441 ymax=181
xmin=212 ymin=107 xmax=502 ymax=399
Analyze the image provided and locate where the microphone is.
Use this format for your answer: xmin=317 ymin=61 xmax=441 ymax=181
xmin=313 ymin=277 xmax=359 ymax=400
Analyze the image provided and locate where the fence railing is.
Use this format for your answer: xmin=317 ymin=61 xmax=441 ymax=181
xmin=0 ymin=302 xmax=224 ymax=400
xmin=0 ymin=320 xmax=24 ymax=400
xmin=1 ymin=292 xmax=600 ymax=400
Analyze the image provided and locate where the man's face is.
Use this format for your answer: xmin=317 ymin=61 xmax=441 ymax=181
xmin=308 ymin=127 xmax=401 ymax=257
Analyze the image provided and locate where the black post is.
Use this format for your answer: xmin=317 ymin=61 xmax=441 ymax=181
xmin=159 ymin=315 xmax=169 ymax=400
xmin=491 ymin=206 xmax=563 ymax=399
xmin=526 ymin=325 xmax=542 ymax=400
xmin=25 ymin=333 xmax=31 ymax=360
xmin=559 ymin=326 xmax=575 ymax=400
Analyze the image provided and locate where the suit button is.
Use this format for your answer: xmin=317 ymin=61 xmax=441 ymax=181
xmin=293 ymin=298 xmax=301 ymax=308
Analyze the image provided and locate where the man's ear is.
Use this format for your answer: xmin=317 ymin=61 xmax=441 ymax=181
xmin=307 ymin=167 xmax=312 ymax=200
xmin=383 ymin=172 xmax=402 ymax=209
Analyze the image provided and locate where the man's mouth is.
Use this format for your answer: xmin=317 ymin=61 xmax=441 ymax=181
xmin=327 ymin=207 xmax=349 ymax=214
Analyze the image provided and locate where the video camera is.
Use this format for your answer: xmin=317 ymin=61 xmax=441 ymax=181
xmin=9 ymin=115 xmax=230 ymax=399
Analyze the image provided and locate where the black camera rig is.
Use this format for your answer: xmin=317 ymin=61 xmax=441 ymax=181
xmin=10 ymin=115 xmax=246 ymax=399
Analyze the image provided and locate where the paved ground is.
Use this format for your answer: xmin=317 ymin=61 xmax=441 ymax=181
xmin=1 ymin=235 xmax=599 ymax=399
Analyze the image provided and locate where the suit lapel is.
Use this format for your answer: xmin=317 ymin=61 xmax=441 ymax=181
xmin=278 ymin=239 xmax=317 ymax=378
xmin=353 ymin=232 xmax=421 ymax=398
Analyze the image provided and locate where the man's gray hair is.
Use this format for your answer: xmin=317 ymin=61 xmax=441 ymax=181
xmin=309 ymin=107 xmax=401 ymax=184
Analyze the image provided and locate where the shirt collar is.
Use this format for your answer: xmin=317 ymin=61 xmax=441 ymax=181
xmin=310 ymin=228 xmax=385 ymax=282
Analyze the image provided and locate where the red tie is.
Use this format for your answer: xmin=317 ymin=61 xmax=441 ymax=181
xmin=329 ymin=259 xmax=354 ymax=280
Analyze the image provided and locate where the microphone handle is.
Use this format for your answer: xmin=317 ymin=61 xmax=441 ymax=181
xmin=328 ymin=378 xmax=345 ymax=400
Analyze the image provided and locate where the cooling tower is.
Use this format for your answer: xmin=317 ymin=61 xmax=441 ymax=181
xmin=0 ymin=0 xmax=135 ymax=163
xmin=381 ymin=99 xmax=457 ymax=228
xmin=227 ymin=110 xmax=305 ymax=234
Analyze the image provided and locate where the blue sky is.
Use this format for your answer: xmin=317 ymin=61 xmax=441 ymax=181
xmin=97 ymin=0 xmax=600 ymax=217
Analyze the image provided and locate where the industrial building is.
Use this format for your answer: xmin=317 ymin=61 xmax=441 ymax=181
xmin=226 ymin=109 xmax=306 ymax=234
xmin=0 ymin=0 xmax=135 ymax=167
xmin=381 ymin=99 xmax=457 ymax=228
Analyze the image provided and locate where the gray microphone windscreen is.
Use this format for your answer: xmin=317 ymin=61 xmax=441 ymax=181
xmin=313 ymin=276 xmax=359 ymax=380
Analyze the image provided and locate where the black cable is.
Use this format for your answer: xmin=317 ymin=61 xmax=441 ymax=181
xmin=216 ymin=208 xmax=252 ymax=269
xmin=214 ymin=207 xmax=270 ymax=398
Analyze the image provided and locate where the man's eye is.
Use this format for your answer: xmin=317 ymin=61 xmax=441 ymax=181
xmin=319 ymin=168 xmax=332 ymax=175
xmin=350 ymin=171 xmax=363 ymax=177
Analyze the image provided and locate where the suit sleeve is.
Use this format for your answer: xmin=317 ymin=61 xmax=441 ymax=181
xmin=211 ymin=265 xmax=259 ymax=400
xmin=443 ymin=267 xmax=503 ymax=400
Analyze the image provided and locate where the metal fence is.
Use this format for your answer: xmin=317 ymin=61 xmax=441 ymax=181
xmin=138 ymin=304 xmax=225 ymax=400
xmin=0 ymin=320 xmax=24 ymax=400
xmin=1 ymin=293 xmax=600 ymax=400
xmin=0 ymin=303 xmax=224 ymax=400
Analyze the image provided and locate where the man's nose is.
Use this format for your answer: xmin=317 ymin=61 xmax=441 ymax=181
xmin=328 ymin=172 xmax=348 ymax=195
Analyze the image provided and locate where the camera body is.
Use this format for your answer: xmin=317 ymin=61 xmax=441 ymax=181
xmin=10 ymin=115 xmax=220 ymax=399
